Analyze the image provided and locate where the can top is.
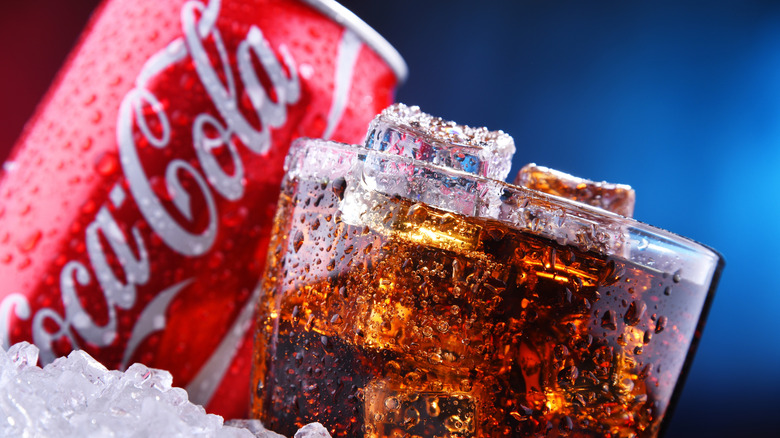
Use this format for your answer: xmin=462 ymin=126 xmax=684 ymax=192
xmin=302 ymin=0 xmax=408 ymax=83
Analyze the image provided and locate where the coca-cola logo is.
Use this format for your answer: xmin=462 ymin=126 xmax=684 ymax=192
xmin=2 ymin=0 xmax=304 ymax=394
xmin=1 ymin=0 xmax=366 ymax=407
xmin=31 ymin=0 xmax=301 ymax=365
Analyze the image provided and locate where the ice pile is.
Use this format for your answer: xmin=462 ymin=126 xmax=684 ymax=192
xmin=0 ymin=342 xmax=331 ymax=438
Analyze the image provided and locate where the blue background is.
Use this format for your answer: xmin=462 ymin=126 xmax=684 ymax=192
xmin=2 ymin=1 xmax=778 ymax=437
xmin=338 ymin=1 xmax=779 ymax=436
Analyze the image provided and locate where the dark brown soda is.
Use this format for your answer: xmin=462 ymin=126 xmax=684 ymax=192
xmin=252 ymin=176 xmax=709 ymax=438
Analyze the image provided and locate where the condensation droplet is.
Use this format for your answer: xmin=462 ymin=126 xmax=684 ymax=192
xmin=444 ymin=415 xmax=466 ymax=433
xmin=293 ymin=231 xmax=305 ymax=253
xmin=624 ymin=300 xmax=646 ymax=326
xmin=331 ymin=177 xmax=347 ymax=200
xmin=19 ymin=230 xmax=42 ymax=253
xmin=95 ymin=152 xmax=120 ymax=176
xmin=655 ymin=316 xmax=667 ymax=333
xmin=600 ymin=310 xmax=617 ymax=330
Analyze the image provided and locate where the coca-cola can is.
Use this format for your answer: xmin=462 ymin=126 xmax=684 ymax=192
xmin=0 ymin=0 xmax=406 ymax=419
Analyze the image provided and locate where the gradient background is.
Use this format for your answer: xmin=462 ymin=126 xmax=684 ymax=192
xmin=1 ymin=1 xmax=777 ymax=437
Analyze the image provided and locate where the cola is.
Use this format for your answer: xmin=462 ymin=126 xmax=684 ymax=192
xmin=0 ymin=0 xmax=406 ymax=418
xmin=251 ymin=106 xmax=723 ymax=437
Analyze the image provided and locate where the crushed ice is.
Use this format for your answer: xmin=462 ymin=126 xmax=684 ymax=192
xmin=0 ymin=342 xmax=331 ymax=438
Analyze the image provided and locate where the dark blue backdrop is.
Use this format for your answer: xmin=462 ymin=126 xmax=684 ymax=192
xmin=339 ymin=1 xmax=779 ymax=437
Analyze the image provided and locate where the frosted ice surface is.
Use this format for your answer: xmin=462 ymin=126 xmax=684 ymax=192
xmin=514 ymin=163 xmax=636 ymax=217
xmin=285 ymin=138 xmax=357 ymax=182
xmin=0 ymin=342 xmax=323 ymax=438
xmin=294 ymin=423 xmax=331 ymax=438
xmin=364 ymin=103 xmax=515 ymax=180
xmin=225 ymin=420 xmax=287 ymax=438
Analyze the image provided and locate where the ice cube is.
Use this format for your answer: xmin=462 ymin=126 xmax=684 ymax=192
xmin=365 ymin=103 xmax=515 ymax=180
xmin=7 ymin=341 xmax=38 ymax=368
xmin=514 ymin=163 xmax=636 ymax=217
xmin=225 ymin=419 xmax=286 ymax=438
xmin=0 ymin=342 xmax=322 ymax=437
xmin=363 ymin=378 xmax=478 ymax=438
xmin=294 ymin=422 xmax=332 ymax=438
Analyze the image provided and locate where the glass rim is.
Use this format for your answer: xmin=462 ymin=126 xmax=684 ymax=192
xmin=287 ymin=137 xmax=723 ymax=285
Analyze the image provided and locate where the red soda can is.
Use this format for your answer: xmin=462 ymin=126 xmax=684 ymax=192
xmin=0 ymin=0 xmax=406 ymax=419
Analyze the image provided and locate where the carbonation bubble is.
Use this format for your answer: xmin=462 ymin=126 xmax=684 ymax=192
xmin=95 ymin=152 xmax=120 ymax=176
xmin=384 ymin=361 xmax=401 ymax=375
xmin=384 ymin=396 xmax=400 ymax=411
xmin=403 ymin=371 xmax=421 ymax=386
xmin=444 ymin=415 xmax=467 ymax=433
xmin=619 ymin=377 xmax=635 ymax=393
xmin=404 ymin=406 xmax=420 ymax=427
xmin=426 ymin=397 xmax=441 ymax=417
